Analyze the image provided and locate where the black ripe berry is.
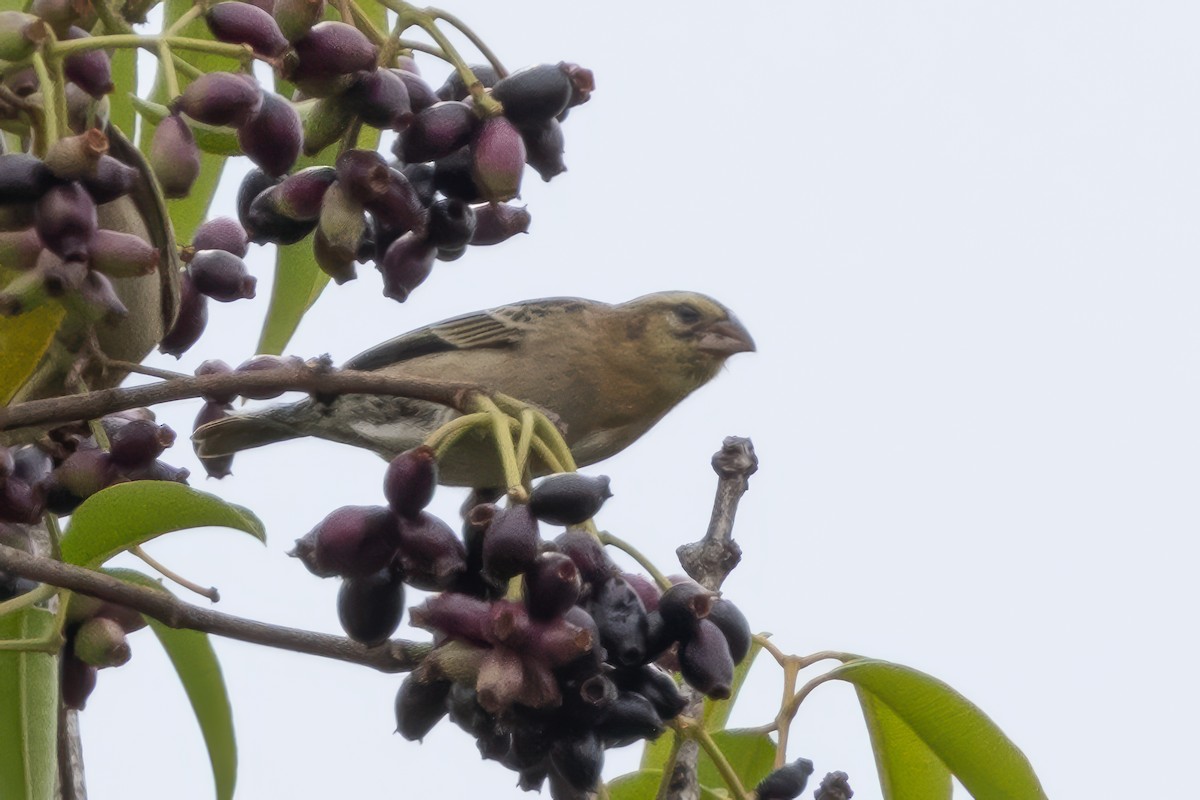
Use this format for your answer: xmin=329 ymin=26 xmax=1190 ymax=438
xmin=336 ymin=566 xmax=405 ymax=646
xmin=394 ymin=674 xmax=451 ymax=741
xmin=529 ymin=472 xmax=612 ymax=526
xmin=756 ymin=758 xmax=816 ymax=800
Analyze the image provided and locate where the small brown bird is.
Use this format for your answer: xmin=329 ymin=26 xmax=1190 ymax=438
xmin=193 ymin=291 xmax=755 ymax=486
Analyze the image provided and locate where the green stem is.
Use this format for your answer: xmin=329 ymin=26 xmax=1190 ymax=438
xmin=513 ymin=408 xmax=535 ymax=473
xmin=29 ymin=53 xmax=60 ymax=153
xmin=598 ymin=531 xmax=670 ymax=589
xmin=470 ymin=395 xmax=526 ymax=501
xmin=159 ymin=41 xmax=181 ymax=98
xmin=93 ymin=0 xmax=204 ymax=80
xmin=348 ymin=0 xmax=387 ymax=46
xmin=427 ymin=7 xmax=507 ymax=76
xmin=50 ymin=34 xmax=254 ymax=63
xmin=0 ymin=584 xmax=56 ymax=619
xmin=394 ymin=38 xmax=446 ymax=59
xmin=691 ymin=724 xmax=750 ymax=800
xmin=0 ymin=636 xmax=62 ymax=653
xmin=425 ymin=411 xmax=491 ymax=458
xmin=164 ymin=3 xmax=203 ymax=36
xmin=653 ymin=732 xmax=685 ymax=800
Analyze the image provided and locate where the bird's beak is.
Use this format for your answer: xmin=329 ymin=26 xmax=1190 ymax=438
xmin=697 ymin=315 xmax=756 ymax=356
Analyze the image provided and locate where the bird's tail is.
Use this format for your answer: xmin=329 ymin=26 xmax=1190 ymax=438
xmin=192 ymin=403 xmax=315 ymax=457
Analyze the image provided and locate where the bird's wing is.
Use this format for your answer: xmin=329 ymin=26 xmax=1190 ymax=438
xmin=343 ymin=297 xmax=593 ymax=371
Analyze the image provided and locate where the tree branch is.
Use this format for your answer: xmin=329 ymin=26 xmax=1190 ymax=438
xmin=660 ymin=437 xmax=758 ymax=800
xmin=0 ymin=361 xmax=482 ymax=434
xmin=0 ymin=544 xmax=430 ymax=673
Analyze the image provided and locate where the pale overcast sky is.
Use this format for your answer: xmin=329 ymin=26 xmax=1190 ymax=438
xmin=79 ymin=2 xmax=1200 ymax=798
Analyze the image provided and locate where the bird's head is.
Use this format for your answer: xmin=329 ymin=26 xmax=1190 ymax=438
xmin=614 ymin=291 xmax=756 ymax=388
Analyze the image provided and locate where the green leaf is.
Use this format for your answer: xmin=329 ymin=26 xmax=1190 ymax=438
xmin=131 ymin=96 xmax=243 ymax=156
xmin=607 ymin=769 xmax=727 ymax=800
xmin=697 ymin=729 xmax=776 ymax=793
xmin=137 ymin=0 xmax=239 ymax=243
xmin=106 ymin=35 xmax=137 ymax=137
xmin=857 ymin=688 xmax=952 ymax=800
xmin=640 ymin=727 xmax=674 ymax=771
xmin=60 ymin=481 xmax=265 ymax=567
xmin=831 ymin=659 xmax=1048 ymax=800
xmin=0 ymin=302 xmax=65 ymax=405
xmin=0 ymin=608 xmax=59 ymax=800
xmin=106 ymin=569 xmax=237 ymax=800
xmin=704 ymin=637 xmax=763 ymax=731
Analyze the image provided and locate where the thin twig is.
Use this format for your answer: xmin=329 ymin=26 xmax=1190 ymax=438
xmin=0 ymin=363 xmax=480 ymax=434
xmin=131 ymin=545 xmax=220 ymax=602
xmin=0 ymin=544 xmax=431 ymax=673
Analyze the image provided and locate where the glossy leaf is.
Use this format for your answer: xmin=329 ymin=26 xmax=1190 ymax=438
xmin=832 ymin=659 xmax=1048 ymax=800
xmin=132 ymin=96 xmax=243 ymax=156
xmin=137 ymin=0 xmax=240 ymax=242
xmin=606 ymin=769 xmax=725 ymax=800
xmin=697 ymin=728 xmax=776 ymax=794
xmin=60 ymin=481 xmax=264 ymax=567
xmin=106 ymin=568 xmax=237 ymax=800
xmin=704 ymin=636 xmax=763 ymax=731
xmin=0 ymin=608 xmax=59 ymax=800
xmin=0 ymin=303 xmax=65 ymax=405
xmin=857 ymin=687 xmax=952 ymax=800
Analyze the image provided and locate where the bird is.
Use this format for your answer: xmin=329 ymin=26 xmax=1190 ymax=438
xmin=192 ymin=291 xmax=755 ymax=487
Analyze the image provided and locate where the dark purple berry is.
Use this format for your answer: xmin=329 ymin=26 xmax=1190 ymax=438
xmin=612 ymin=665 xmax=687 ymax=722
xmin=192 ymin=401 xmax=234 ymax=479
xmin=394 ymin=510 xmax=467 ymax=591
xmin=337 ymin=566 xmax=405 ymax=645
xmin=529 ymin=473 xmax=611 ymax=526
xmin=150 ymin=115 xmax=200 ymax=199
xmin=658 ymin=579 xmax=714 ymax=641
xmin=55 ymin=448 xmax=119 ymax=499
xmin=549 ymin=732 xmax=603 ymax=793
xmin=233 ymin=353 xmax=303 ymax=400
xmin=109 ymin=419 xmax=175 ymax=469
xmin=335 ymin=149 xmax=391 ymax=204
xmin=383 ymin=445 xmax=437 ymax=517
xmin=393 ymin=69 xmax=438 ymax=113
xmin=88 ymin=229 xmax=159 ymax=278
xmin=596 ymin=690 xmax=664 ymax=747
xmin=175 ymin=72 xmax=263 ymax=127
xmin=678 ymin=619 xmax=734 ymax=699
xmin=521 ymin=118 xmax=566 ymax=182
xmin=346 ymin=68 xmax=412 ymax=129
xmin=365 ymin=168 xmax=428 ymax=244
xmin=81 ymin=156 xmax=140 ymax=204
xmin=288 ymin=21 xmax=378 ymax=96
xmin=426 ymin=198 xmax=475 ymax=250
xmin=0 ymin=154 xmax=56 ymax=203
xmin=491 ymin=63 xmax=574 ymax=127
xmin=294 ymin=505 xmax=397 ymax=578
xmin=35 ymin=181 xmax=95 ymax=261
xmin=61 ymin=654 xmax=97 ymax=710
xmin=481 ymin=504 xmax=540 ymax=583
xmin=377 ymin=232 xmax=435 ymax=303
xmin=435 ymin=64 xmax=498 ymax=101
xmin=237 ymin=91 xmax=302 ymax=177
xmin=553 ymin=529 xmax=614 ymax=587
xmin=189 ymin=249 xmax=255 ymax=302
xmin=470 ymin=203 xmax=530 ymax=245
xmin=621 ymin=572 xmax=661 ymax=613
xmin=205 ymin=2 xmax=289 ymax=57
xmin=0 ymin=476 xmax=43 ymax=524
xmin=251 ymin=166 xmax=336 ymax=222
xmin=756 ymin=759 xmax=816 ymax=800
xmin=589 ymin=576 xmax=649 ymax=667
xmin=192 ymin=216 xmax=248 ymax=257
xmin=62 ymin=27 xmax=114 ymax=98
xmin=399 ymin=101 xmax=477 ymax=164
xmin=159 ymin=270 xmax=208 ymax=357
xmin=394 ymin=675 xmax=450 ymax=741
xmin=523 ymin=551 xmax=581 ymax=620
xmin=707 ymin=598 xmax=751 ymax=664
xmin=121 ymin=459 xmax=190 ymax=483
xmin=408 ymin=592 xmax=492 ymax=646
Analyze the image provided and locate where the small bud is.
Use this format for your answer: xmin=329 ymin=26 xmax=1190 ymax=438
xmin=150 ymin=115 xmax=200 ymax=199
xmin=237 ymin=91 xmax=302 ymax=177
xmin=562 ymin=62 xmax=595 ymax=108
xmin=0 ymin=12 xmax=42 ymax=63
xmin=72 ymin=616 xmax=131 ymax=668
xmin=189 ymin=249 xmax=255 ymax=302
xmin=44 ymin=129 xmax=108 ymax=180
xmin=756 ymin=759 xmax=816 ymax=800
xmin=470 ymin=203 xmax=530 ymax=246
xmin=312 ymin=182 xmax=365 ymax=285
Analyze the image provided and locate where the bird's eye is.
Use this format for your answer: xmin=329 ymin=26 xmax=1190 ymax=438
xmin=674 ymin=304 xmax=701 ymax=324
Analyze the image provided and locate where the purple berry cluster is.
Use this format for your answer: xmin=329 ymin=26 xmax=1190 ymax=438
xmin=0 ymin=130 xmax=158 ymax=320
xmin=292 ymin=450 xmax=753 ymax=798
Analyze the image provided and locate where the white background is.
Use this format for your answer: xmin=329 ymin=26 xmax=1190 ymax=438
xmin=77 ymin=2 xmax=1200 ymax=798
